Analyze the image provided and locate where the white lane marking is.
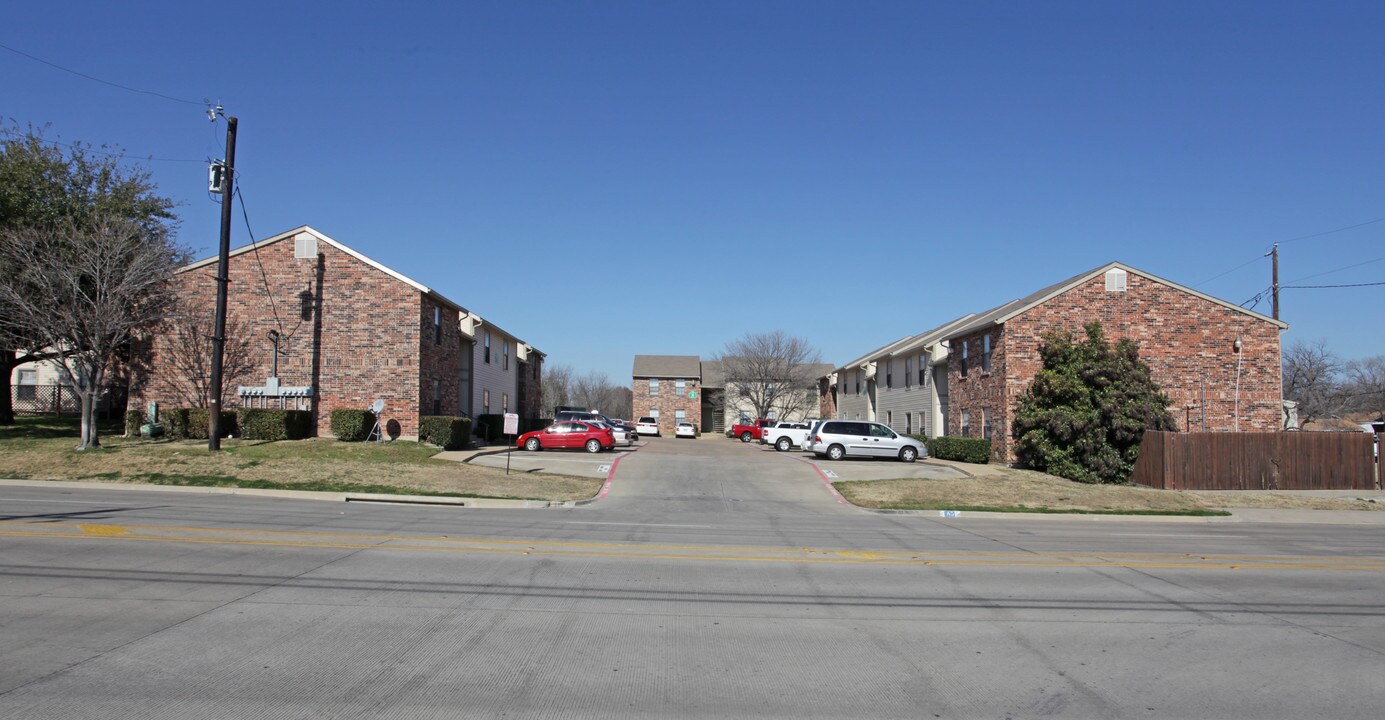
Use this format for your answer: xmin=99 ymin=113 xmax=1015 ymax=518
xmin=565 ymin=521 xmax=715 ymax=528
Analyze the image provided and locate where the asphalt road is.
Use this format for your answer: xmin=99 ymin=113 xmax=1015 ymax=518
xmin=2 ymin=437 xmax=1383 ymax=718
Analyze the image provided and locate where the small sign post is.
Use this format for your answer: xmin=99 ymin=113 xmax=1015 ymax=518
xmin=503 ymin=413 xmax=519 ymax=475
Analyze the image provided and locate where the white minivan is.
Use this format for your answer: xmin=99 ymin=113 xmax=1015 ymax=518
xmin=811 ymin=420 xmax=926 ymax=463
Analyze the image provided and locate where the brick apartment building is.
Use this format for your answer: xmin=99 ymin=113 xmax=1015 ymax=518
xmin=631 ymin=355 xmax=703 ymax=435
xmin=943 ymin=262 xmax=1286 ymax=462
xmin=130 ymin=226 xmax=543 ymax=438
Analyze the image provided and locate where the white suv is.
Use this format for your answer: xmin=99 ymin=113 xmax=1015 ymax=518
xmin=811 ymin=420 xmax=926 ymax=463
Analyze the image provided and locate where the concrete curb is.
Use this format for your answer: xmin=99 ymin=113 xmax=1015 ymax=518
xmin=0 ymin=478 xmax=560 ymax=509
xmin=856 ymin=506 xmax=1236 ymax=522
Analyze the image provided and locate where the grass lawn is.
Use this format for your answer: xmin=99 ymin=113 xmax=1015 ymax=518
xmin=0 ymin=416 xmax=601 ymax=501
xmin=835 ymin=463 xmax=1384 ymax=515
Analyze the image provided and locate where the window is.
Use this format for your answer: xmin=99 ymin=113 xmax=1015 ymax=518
xmin=885 ymin=360 xmax=892 ymax=389
xmin=961 ymin=410 xmax=970 ymax=437
xmin=982 ymin=334 xmax=992 ymax=373
xmin=483 ymin=389 xmax=491 ymax=414
xmin=649 ymin=378 xmax=659 ymax=396
xmin=433 ymin=307 xmax=442 ymax=345
xmin=919 ymin=355 xmax=927 ymax=385
xmin=650 ymin=409 xmax=660 ymax=421
xmin=432 ymin=379 xmax=441 ymax=415
xmin=982 ymin=409 xmax=992 ymax=440
xmin=675 ymin=409 xmax=685 ymax=423
xmin=503 ymin=341 xmax=509 ymax=371
xmin=904 ymin=357 xmax=911 ymax=388
xmin=960 ymin=342 xmax=969 ymax=377
xmin=767 ymin=409 xmax=776 ymax=420
xmin=905 ymin=412 xmax=912 ymax=435
xmin=886 ymin=411 xmax=893 ymax=428
xmin=676 ymin=379 xmax=685 ymax=393
xmin=855 ymin=371 xmax=860 ymax=395
xmin=502 ymin=392 xmax=509 ymax=414
xmin=16 ymin=369 xmax=36 ymax=401
xmin=484 ymin=330 xmax=492 ymax=363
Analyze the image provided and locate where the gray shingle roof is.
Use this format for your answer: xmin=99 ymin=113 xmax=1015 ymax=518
xmin=632 ymin=355 xmax=702 ymax=379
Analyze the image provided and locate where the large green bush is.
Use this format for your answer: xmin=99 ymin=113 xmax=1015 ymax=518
xmin=1011 ymin=322 xmax=1177 ymax=484
xmin=125 ymin=410 xmax=145 ymax=437
xmin=419 ymin=415 xmax=472 ymax=450
xmin=921 ymin=435 xmax=992 ymax=463
xmin=180 ymin=408 xmax=237 ymax=439
xmin=330 ymin=409 xmax=376 ymax=441
xmin=164 ymin=408 xmax=190 ymax=438
xmin=237 ymin=408 xmax=313 ymax=441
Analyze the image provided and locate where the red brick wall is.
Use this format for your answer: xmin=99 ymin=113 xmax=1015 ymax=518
xmin=948 ymin=272 xmax=1283 ymax=462
xmin=632 ymin=377 xmax=701 ymax=434
xmin=130 ymin=235 xmax=443 ymax=437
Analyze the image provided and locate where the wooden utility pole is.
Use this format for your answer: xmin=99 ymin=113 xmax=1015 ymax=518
xmin=209 ymin=115 xmax=237 ymax=450
xmin=1270 ymin=243 xmax=1280 ymax=320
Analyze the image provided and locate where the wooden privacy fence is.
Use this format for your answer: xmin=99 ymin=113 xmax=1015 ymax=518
xmin=1130 ymin=431 xmax=1377 ymax=491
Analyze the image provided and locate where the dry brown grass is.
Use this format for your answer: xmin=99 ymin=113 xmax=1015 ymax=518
xmin=0 ymin=424 xmax=601 ymax=502
xmin=836 ymin=464 xmax=1384 ymax=514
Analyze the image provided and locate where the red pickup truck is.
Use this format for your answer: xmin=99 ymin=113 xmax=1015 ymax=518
xmin=731 ymin=418 xmax=776 ymax=443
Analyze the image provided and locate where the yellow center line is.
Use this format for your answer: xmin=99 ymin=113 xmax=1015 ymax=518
xmin=1 ymin=523 xmax=1383 ymax=572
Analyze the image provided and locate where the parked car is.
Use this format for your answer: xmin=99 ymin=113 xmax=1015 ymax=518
xmin=555 ymin=410 xmax=612 ymax=424
xmin=591 ymin=420 xmax=635 ymax=447
xmin=763 ymin=421 xmax=816 ymax=451
xmin=730 ymin=418 xmax=777 ymax=443
xmin=801 ymin=420 xmax=827 ymax=454
xmin=635 ymin=417 xmax=661 ymax=436
xmin=517 ymin=421 xmax=614 ymax=453
xmin=675 ymin=422 xmax=698 ymax=438
xmin=810 ymin=420 xmax=926 ymax=462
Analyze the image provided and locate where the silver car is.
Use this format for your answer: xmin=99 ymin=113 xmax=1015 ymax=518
xmin=811 ymin=420 xmax=926 ymax=463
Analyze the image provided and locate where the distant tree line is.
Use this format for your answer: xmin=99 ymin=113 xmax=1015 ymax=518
xmin=1281 ymin=341 xmax=1385 ymax=428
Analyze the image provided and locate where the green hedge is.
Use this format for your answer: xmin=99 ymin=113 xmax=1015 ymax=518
xmin=419 ymin=415 xmax=472 ymax=450
xmin=920 ymin=435 xmax=992 ymax=464
xmin=330 ymin=409 xmax=376 ymax=441
xmin=237 ymin=408 xmax=313 ymax=441
xmin=125 ymin=410 xmax=145 ymax=437
xmin=162 ymin=408 xmax=236 ymax=439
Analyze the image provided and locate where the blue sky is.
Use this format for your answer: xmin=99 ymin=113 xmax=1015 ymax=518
xmin=5 ymin=1 xmax=1383 ymax=380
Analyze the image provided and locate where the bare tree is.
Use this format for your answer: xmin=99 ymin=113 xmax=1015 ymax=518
xmin=570 ymin=370 xmax=632 ymax=418
xmin=159 ymin=300 xmax=258 ymax=409
xmin=1342 ymin=356 xmax=1385 ymax=417
xmin=1281 ymin=340 xmax=1348 ymax=429
xmin=715 ymin=331 xmax=823 ymax=421
xmin=541 ymin=363 xmax=573 ymax=417
xmin=0 ymin=214 xmax=184 ymax=449
xmin=0 ymin=125 xmax=176 ymax=424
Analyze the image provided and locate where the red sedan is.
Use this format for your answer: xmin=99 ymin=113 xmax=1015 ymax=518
xmin=517 ymin=421 xmax=614 ymax=453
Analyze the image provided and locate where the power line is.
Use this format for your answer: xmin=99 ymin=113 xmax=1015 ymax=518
xmin=234 ymin=184 xmax=296 ymax=341
xmin=1193 ymin=255 xmax=1266 ymax=287
xmin=1283 ymin=281 xmax=1385 ymax=289
xmin=1193 ymin=216 xmax=1384 ymax=288
xmin=1285 ymin=254 xmax=1385 ymax=284
xmin=0 ymin=128 xmax=205 ymax=164
xmin=0 ymin=41 xmax=205 ymax=106
xmin=1277 ymin=216 xmax=1385 ymax=245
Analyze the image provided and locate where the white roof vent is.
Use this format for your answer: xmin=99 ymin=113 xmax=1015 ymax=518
xmin=294 ymin=233 xmax=318 ymax=260
xmin=1104 ymin=268 xmax=1128 ymax=292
